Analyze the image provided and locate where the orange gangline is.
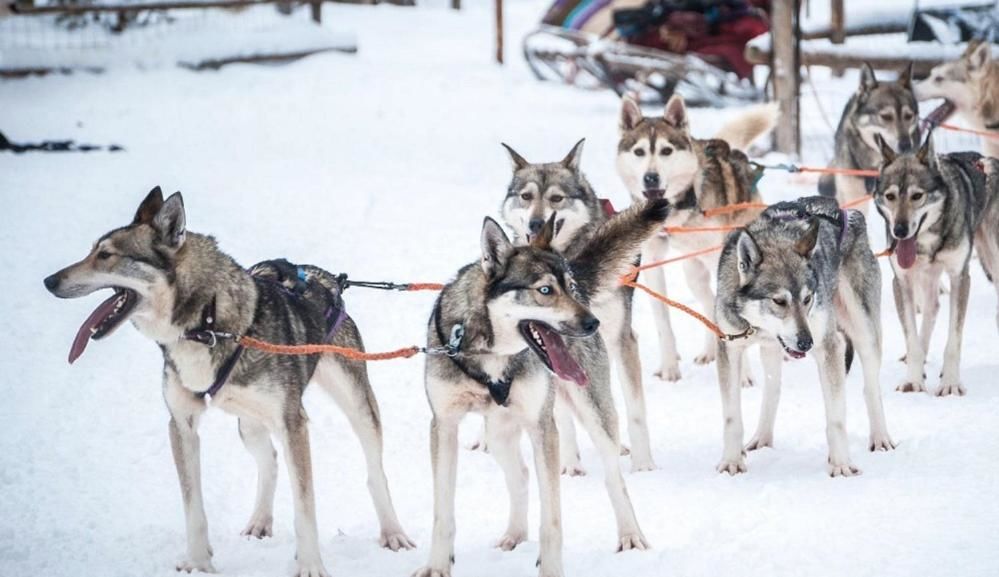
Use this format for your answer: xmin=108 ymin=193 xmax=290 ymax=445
xmin=939 ymin=123 xmax=999 ymax=139
xmin=622 ymin=278 xmax=726 ymax=338
xmin=240 ymin=336 xmax=421 ymax=361
xmin=798 ymin=166 xmax=879 ymax=177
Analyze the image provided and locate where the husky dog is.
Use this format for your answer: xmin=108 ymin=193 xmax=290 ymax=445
xmin=872 ymin=136 xmax=999 ymax=396
xmin=616 ymin=93 xmax=776 ymax=381
xmin=914 ymin=40 xmax=999 ymax=159
xmin=500 ymin=139 xmax=654 ymax=473
xmin=714 ymin=196 xmax=895 ymax=477
xmin=44 ymin=188 xmax=413 ymax=577
xmin=414 ymin=200 xmax=670 ymax=577
xmin=819 ymin=63 xmax=921 ymax=207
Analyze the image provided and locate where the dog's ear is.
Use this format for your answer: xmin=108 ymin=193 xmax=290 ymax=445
xmin=153 ymin=192 xmax=186 ymax=249
xmin=480 ymin=217 xmax=512 ymax=278
xmin=898 ymin=62 xmax=914 ymax=90
xmin=134 ymin=186 xmax=164 ymax=225
xmin=966 ymin=40 xmax=991 ymax=76
xmin=916 ymin=130 xmax=935 ymax=165
xmin=663 ymin=94 xmax=688 ymax=130
xmin=874 ymin=134 xmax=897 ymax=165
xmin=531 ymin=212 xmax=557 ymax=250
xmin=859 ymin=63 xmax=878 ymax=92
xmin=736 ymin=230 xmax=761 ymax=286
xmin=560 ymin=138 xmax=585 ymax=171
xmin=794 ymin=219 xmax=820 ymax=258
xmin=501 ymin=143 xmax=529 ymax=171
xmin=620 ymin=96 xmax=643 ymax=131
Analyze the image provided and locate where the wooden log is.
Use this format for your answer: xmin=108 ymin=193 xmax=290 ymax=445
xmin=451 ymin=0 xmax=460 ymax=10
xmin=310 ymin=0 xmax=320 ymax=23
xmin=771 ymin=0 xmax=800 ymax=155
xmin=495 ymin=0 xmax=503 ymax=64
xmin=746 ymin=42 xmax=945 ymax=77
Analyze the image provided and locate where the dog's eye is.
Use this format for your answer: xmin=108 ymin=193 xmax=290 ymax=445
xmin=549 ymin=195 xmax=564 ymax=203
xmin=910 ymin=192 xmax=924 ymax=201
xmin=96 ymin=250 xmax=112 ymax=260
xmin=803 ymin=294 xmax=812 ymax=306
xmin=520 ymin=192 xmax=533 ymax=201
xmin=537 ymin=286 xmax=553 ymax=295
xmin=903 ymin=112 xmax=914 ymax=122
xmin=660 ymin=147 xmax=673 ymax=156
xmin=634 ymin=148 xmax=646 ymax=157
xmin=934 ymin=76 xmax=943 ymax=84
xmin=880 ymin=113 xmax=894 ymax=122
xmin=772 ymin=297 xmax=788 ymax=307
xmin=885 ymin=193 xmax=897 ymax=202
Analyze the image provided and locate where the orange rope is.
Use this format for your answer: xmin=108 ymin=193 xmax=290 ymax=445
xmin=840 ymin=195 xmax=873 ymax=209
xmin=701 ymin=202 xmax=769 ymax=217
xmin=874 ymin=247 xmax=893 ymax=258
xmin=621 ymin=277 xmax=726 ymax=339
xmin=239 ymin=336 xmax=421 ymax=361
xmin=664 ymin=225 xmax=741 ymax=234
xmin=630 ymin=245 xmax=724 ymax=275
xmin=797 ymin=166 xmax=879 ymax=177
xmin=405 ymin=282 xmax=445 ymax=291
xmin=939 ymin=123 xmax=999 ymax=139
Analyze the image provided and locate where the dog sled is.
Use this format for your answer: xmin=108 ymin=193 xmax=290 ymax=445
xmin=523 ymin=0 xmax=770 ymax=106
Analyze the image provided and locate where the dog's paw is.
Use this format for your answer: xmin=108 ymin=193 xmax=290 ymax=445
xmin=694 ymin=350 xmax=716 ymax=365
xmin=934 ymin=383 xmax=966 ymax=397
xmin=240 ymin=513 xmax=273 ymax=539
xmin=295 ymin=560 xmax=330 ymax=577
xmin=380 ymin=529 xmax=417 ymax=551
xmin=619 ymin=445 xmax=631 ymax=456
xmin=630 ymin=457 xmax=656 ymax=473
xmin=175 ymin=557 xmax=216 ymax=574
xmin=538 ymin=568 xmax=565 ymax=577
xmin=412 ymin=566 xmax=451 ymax=577
xmin=896 ymin=381 xmax=926 ymax=393
xmin=616 ymin=533 xmax=649 ymax=552
xmin=869 ymin=434 xmax=896 ymax=452
xmin=561 ymin=462 xmax=587 ymax=477
xmin=654 ymin=363 xmax=682 ymax=382
xmin=495 ymin=531 xmax=527 ymax=551
xmin=745 ymin=435 xmax=772 ymax=452
xmin=740 ymin=375 xmax=755 ymax=388
xmin=716 ymin=456 xmax=747 ymax=475
xmin=827 ymin=461 xmax=862 ymax=478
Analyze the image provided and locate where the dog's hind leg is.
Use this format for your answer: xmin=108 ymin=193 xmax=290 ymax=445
xmin=238 ymin=417 xmax=277 ymax=539
xmin=605 ymin=310 xmax=655 ymax=472
xmin=414 ymin=413 xmax=461 ymax=577
xmin=936 ymin=266 xmax=970 ymax=396
xmin=314 ymin=357 xmax=414 ymax=550
xmin=554 ymin=391 xmax=584 ymax=476
xmin=562 ymin=380 xmax=648 ymax=551
xmin=525 ymin=415 xmax=565 ymax=577
xmin=276 ymin=408 xmax=330 ymax=577
xmin=814 ymin=329 xmax=860 ymax=477
xmin=746 ymin=340 xmax=782 ymax=451
xmin=486 ymin=413 xmax=529 ymax=551
xmin=642 ymin=239 xmax=682 ymax=381
xmin=164 ymin=373 xmax=215 ymax=573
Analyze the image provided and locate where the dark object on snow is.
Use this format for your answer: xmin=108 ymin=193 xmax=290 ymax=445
xmin=909 ymin=2 xmax=999 ymax=43
xmin=0 ymin=131 xmax=124 ymax=154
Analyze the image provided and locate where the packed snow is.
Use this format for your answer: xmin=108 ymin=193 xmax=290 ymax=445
xmin=1 ymin=2 xmax=998 ymax=577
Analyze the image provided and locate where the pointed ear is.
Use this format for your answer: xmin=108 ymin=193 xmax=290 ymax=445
xmin=620 ymin=96 xmax=643 ymax=131
xmin=501 ymin=143 xmax=529 ymax=171
xmin=736 ymin=230 xmax=761 ymax=286
xmin=916 ymin=130 xmax=935 ymax=165
xmin=480 ymin=217 xmax=512 ymax=278
xmin=663 ymin=94 xmax=688 ymax=129
xmin=794 ymin=219 xmax=820 ymax=258
xmin=874 ymin=133 xmax=897 ymax=165
xmin=967 ymin=41 xmax=991 ymax=75
xmin=153 ymin=192 xmax=186 ymax=249
xmin=560 ymin=138 xmax=585 ymax=171
xmin=133 ymin=186 xmax=164 ymax=225
xmin=898 ymin=61 xmax=914 ymax=90
xmin=859 ymin=63 xmax=878 ymax=92
xmin=531 ymin=212 xmax=557 ymax=250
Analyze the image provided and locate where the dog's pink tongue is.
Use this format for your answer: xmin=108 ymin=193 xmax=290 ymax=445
xmin=895 ymin=238 xmax=918 ymax=270
xmin=68 ymin=293 xmax=120 ymax=364
xmin=537 ymin=324 xmax=589 ymax=387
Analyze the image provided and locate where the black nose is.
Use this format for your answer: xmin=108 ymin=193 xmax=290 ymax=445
xmin=893 ymin=223 xmax=909 ymax=239
xmin=796 ymin=334 xmax=813 ymax=353
xmin=44 ymin=274 xmax=59 ymax=292
xmin=581 ymin=315 xmax=600 ymax=335
xmin=528 ymin=218 xmax=545 ymax=234
xmin=643 ymin=172 xmax=660 ymax=188
xmin=898 ymin=138 xmax=913 ymax=153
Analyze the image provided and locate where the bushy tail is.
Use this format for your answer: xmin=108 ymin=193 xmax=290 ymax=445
xmin=713 ymin=102 xmax=779 ymax=151
xmin=571 ymin=199 xmax=670 ymax=296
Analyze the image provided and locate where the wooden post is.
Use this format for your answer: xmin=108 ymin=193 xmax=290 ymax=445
xmin=451 ymin=0 xmax=460 ymax=10
xmin=495 ymin=0 xmax=503 ymax=64
xmin=829 ymin=0 xmax=845 ymax=76
xmin=771 ymin=0 xmax=800 ymax=155
xmin=310 ymin=0 xmax=321 ymax=24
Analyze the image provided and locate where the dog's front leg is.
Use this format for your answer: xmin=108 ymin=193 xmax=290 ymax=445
xmin=893 ymin=273 xmax=926 ymax=392
xmin=414 ymin=415 xmax=460 ymax=577
xmin=553 ymin=392 xmax=584 ymax=476
xmin=937 ymin=266 xmax=970 ymax=396
xmin=815 ymin=332 xmax=860 ymax=477
xmin=485 ymin=413 xmax=528 ymax=551
xmin=683 ymin=258 xmax=719 ymax=366
xmin=164 ymin=376 xmax=214 ymax=573
xmin=641 ymin=238 xmax=681 ymax=381
xmin=917 ymin=272 xmax=941 ymax=356
xmin=746 ymin=340 xmax=782 ymax=451
xmin=277 ymin=409 xmax=329 ymax=577
xmin=527 ymin=416 xmax=564 ymax=577
xmin=716 ymin=340 xmax=746 ymax=474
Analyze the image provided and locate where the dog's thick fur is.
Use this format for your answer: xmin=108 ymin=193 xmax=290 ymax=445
xmin=915 ymin=41 xmax=999 ymax=159
xmin=415 ymin=200 xmax=670 ymax=577
xmin=872 ymin=137 xmax=999 ymax=396
xmin=819 ymin=64 xmax=922 ymax=207
xmin=500 ymin=139 xmax=654 ymax=473
xmin=714 ymin=196 xmax=894 ymax=477
xmin=616 ymin=93 xmax=775 ymax=381
xmin=44 ymin=188 xmax=413 ymax=577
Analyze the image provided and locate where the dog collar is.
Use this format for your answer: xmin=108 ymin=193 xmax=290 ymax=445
xmin=720 ymin=325 xmax=756 ymax=341
xmin=183 ymin=296 xmax=244 ymax=399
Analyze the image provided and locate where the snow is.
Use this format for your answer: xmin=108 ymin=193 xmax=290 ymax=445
xmin=2 ymin=2 xmax=998 ymax=577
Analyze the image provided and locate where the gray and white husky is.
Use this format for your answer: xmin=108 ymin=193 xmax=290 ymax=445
xmin=714 ymin=196 xmax=895 ymax=477
xmin=414 ymin=200 xmax=670 ymax=577
xmin=820 ymin=64 xmax=922 ymax=207
xmin=44 ymin=188 xmax=413 ymax=577
xmin=499 ymin=139 xmax=654 ymax=473
xmin=872 ymin=136 xmax=999 ymax=396
xmin=616 ymin=93 xmax=776 ymax=381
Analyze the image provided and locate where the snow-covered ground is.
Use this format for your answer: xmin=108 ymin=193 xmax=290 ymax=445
xmin=2 ymin=2 xmax=998 ymax=577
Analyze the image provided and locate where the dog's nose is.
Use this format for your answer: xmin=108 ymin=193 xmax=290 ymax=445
xmin=893 ymin=222 xmax=909 ymax=239
xmin=796 ymin=334 xmax=813 ymax=353
xmin=581 ymin=315 xmax=600 ymax=335
xmin=643 ymin=172 xmax=660 ymax=188
xmin=43 ymin=274 xmax=60 ymax=292
xmin=898 ymin=138 xmax=913 ymax=153
xmin=528 ymin=218 xmax=545 ymax=234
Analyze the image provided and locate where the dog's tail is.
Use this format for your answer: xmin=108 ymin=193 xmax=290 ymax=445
xmin=713 ymin=102 xmax=778 ymax=151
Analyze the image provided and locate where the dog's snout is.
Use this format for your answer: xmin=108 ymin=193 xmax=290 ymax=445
xmin=581 ymin=315 xmax=600 ymax=335
xmin=643 ymin=172 xmax=660 ymax=188
xmin=898 ymin=138 xmax=913 ymax=153
xmin=893 ymin=222 xmax=909 ymax=239
xmin=44 ymin=273 xmax=60 ymax=293
xmin=796 ymin=333 xmax=813 ymax=353
xmin=528 ymin=218 xmax=545 ymax=234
